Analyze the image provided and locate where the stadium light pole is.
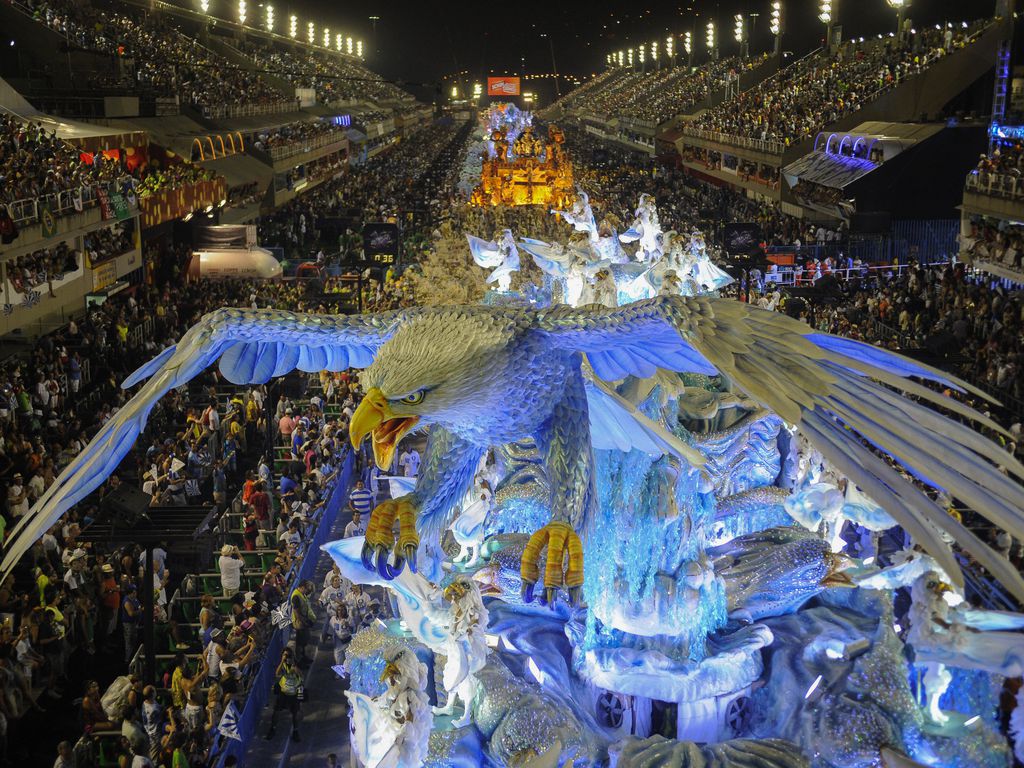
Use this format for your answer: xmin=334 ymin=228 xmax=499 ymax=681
xmin=356 ymin=40 xmax=363 ymax=58
xmin=638 ymin=43 xmax=645 ymax=73
xmin=237 ymin=0 xmax=245 ymax=26
xmin=264 ymin=4 xmax=273 ymax=32
xmin=819 ymin=0 xmax=834 ymax=50
xmin=733 ymin=14 xmax=748 ymax=59
xmin=666 ymin=35 xmax=675 ymax=68
xmin=289 ymin=14 xmax=297 ymax=39
xmin=307 ymin=21 xmax=314 ymax=45
xmin=199 ymin=0 xmax=209 ymax=13
xmin=706 ymin=21 xmax=717 ymax=61
xmin=684 ymin=30 xmax=693 ymax=68
xmin=627 ymin=48 xmax=635 ymax=70
xmin=770 ymin=1 xmax=783 ymax=55
xmin=887 ymin=0 xmax=908 ymax=45
xmin=540 ymin=33 xmax=561 ymax=98
xmin=651 ymin=40 xmax=659 ymax=71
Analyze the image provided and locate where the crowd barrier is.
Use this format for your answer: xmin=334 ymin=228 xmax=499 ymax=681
xmin=211 ymin=449 xmax=355 ymax=768
xmin=965 ymin=169 xmax=1024 ymax=202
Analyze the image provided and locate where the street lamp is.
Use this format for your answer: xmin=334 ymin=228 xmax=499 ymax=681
xmin=289 ymin=14 xmax=297 ymax=38
xmin=706 ymin=21 xmax=717 ymax=61
xmin=307 ymin=21 xmax=314 ymax=45
xmin=770 ymin=1 xmax=783 ymax=53
xmin=887 ymin=0 xmax=908 ymax=44
xmin=237 ymin=0 xmax=245 ymax=25
xmin=264 ymin=4 xmax=273 ymax=31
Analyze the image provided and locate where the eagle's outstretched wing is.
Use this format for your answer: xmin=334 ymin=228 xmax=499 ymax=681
xmin=1 ymin=307 xmax=407 ymax=577
xmin=537 ymin=295 xmax=1024 ymax=602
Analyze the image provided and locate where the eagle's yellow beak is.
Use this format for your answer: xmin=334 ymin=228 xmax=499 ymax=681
xmin=349 ymin=387 xmax=420 ymax=470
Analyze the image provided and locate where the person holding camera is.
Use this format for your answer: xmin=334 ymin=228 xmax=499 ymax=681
xmin=265 ymin=647 xmax=303 ymax=743
xmin=218 ymin=545 xmax=243 ymax=598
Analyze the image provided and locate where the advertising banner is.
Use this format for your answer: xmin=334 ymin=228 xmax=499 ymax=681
xmin=487 ymin=77 xmax=521 ymax=96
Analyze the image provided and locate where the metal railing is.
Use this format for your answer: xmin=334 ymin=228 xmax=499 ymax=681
xmin=755 ymin=259 xmax=952 ymax=287
xmin=4 ymin=176 xmax=138 ymax=228
xmin=680 ymin=127 xmax=787 ymax=156
xmin=267 ymin=131 xmax=348 ymax=161
xmin=965 ymin=169 xmax=1024 ymax=202
xmin=200 ymin=100 xmax=300 ymax=120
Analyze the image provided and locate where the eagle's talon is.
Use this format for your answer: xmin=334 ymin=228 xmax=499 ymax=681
xmin=360 ymin=541 xmax=376 ymax=571
xmin=520 ymin=581 xmax=536 ymax=604
xmin=361 ymin=496 xmax=420 ymax=579
xmin=519 ymin=521 xmax=584 ymax=609
xmin=403 ymin=544 xmax=418 ymax=573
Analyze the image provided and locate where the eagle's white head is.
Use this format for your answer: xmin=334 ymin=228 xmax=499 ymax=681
xmin=350 ymin=310 xmax=530 ymax=468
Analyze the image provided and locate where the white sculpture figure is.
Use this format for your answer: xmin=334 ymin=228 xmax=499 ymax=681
xmin=580 ymin=268 xmax=618 ymax=308
xmin=433 ymin=576 xmax=489 ymax=727
xmin=551 ymin=188 xmax=597 ymax=240
xmin=1010 ymin=687 xmax=1024 ymax=764
xmin=451 ymin=488 xmax=491 ymax=567
xmin=619 ymin=193 xmax=664 ymax=263
xmin=783 ymin=482 xmax=847 ymax=553
xmin=907 ymin=571 xmax=957 ymax=725
xmin=467 ymin=230 xmax=520 ymax=292
xmin=326 ymin=539 xmax=492 ymax=728
xmin=346 ymin=646 xmax=432 ymax=768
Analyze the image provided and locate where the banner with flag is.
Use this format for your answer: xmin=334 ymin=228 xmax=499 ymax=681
xmin=96 ymin=188 xmax=113 ymax=220
xmin=111 ymin=193 xmax=131 ymax=221
xmin=40 ymin=203 xmax=57 ymax=239
xmin=218 ymin=700 xmax=242 ymax=741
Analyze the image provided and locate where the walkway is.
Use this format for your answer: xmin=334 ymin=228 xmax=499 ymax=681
xmin=243 ymin=505 xmax=355 ymax=768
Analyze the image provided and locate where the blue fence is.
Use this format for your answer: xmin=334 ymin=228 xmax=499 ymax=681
xmin=764 ymin=219 xmax=961 ymax=266
xmin=212 ymin=450 xmax=355 ymax=767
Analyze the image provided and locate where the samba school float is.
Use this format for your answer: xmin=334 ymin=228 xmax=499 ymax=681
xmin=6 ymin=190 xmax=1024 ymax=768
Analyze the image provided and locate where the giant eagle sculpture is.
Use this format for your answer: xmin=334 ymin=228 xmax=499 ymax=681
xmin=4 ymin=296 xmax=1024 ymax=604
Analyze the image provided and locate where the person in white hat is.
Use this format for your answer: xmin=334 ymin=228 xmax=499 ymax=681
xmin=218 ymin=545 xmax=244 ymax=597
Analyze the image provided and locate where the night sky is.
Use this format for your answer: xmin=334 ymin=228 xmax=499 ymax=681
xmin=289 ymin=0 xmax=993 ymax=96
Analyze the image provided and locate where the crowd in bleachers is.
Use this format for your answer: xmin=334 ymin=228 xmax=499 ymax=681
xmin=23 ymin=0 xmax=286 ymax=108
xmin=135 ymin=165 xmax=217 ymax=200
xmin=0 ymin=114 xmax=123 ymax=208
xmin=967 ymin=141 xmax=1024 ymax=199
xmin=961 ymin=219 xmax=1024 ymax=274
xmin=250 ymin=121 xmax=347 ymax=154
xmin=565 ymin=56 xmax=769 ymax=125
xmin=565 ymin=126 xmax=844 ymax=249
xmin=259 ymin=121 xmax=470 ymax=263
xmin=689 ymin=21 xmax=989 ymax=148
xmin=237 ymin=41 xmax=409 ymax=106
xmin=0 ymin=262 xmax=409 ymax=765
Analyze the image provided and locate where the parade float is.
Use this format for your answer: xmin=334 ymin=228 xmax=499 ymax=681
xmin=468 ymin=104 xmax=575 ymax=209
xmin=5 ymin=188 xmax=1024 ymax=768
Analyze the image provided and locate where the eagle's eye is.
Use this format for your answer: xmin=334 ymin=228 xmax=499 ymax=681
xmin=400 ymin=390 xmax=425 ymax=406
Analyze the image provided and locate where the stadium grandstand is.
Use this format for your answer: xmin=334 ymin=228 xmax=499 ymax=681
xmin=0 ymin=0 xmax=1020 ymax=766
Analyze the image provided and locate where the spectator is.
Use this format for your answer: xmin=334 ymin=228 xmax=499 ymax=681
xmin=217 ymin=545 xmax=244 ymax=598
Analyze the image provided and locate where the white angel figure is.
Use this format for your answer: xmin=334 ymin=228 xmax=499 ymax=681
xmin=619 ymin=193 xmax=664 ymax=263
xmin=450 ymin=489 xmax=491 ymax=567
xmin=346 ymin=646 xmax=431 ymax=768
xmin=466 ymin=230 xmax=520 ymax=292
xmin=433 ymin=577 xmax=489 ymax=727
xmin=551 ymin=188 xmax=597 ymax=240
